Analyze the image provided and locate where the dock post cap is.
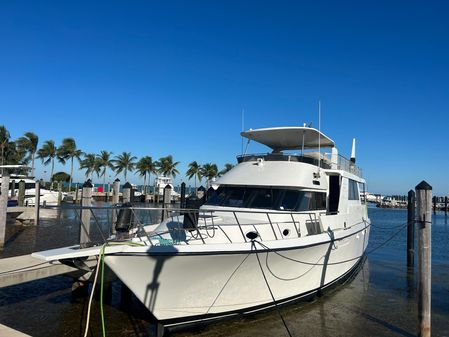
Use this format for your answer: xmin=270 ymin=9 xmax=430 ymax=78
xmin=114 ymin=178 xmax=120 ymax=182
xmin=415 ymin=181 xmax=432 ymax=190
xmin=408 ymin=189 xmax=415 ymax=194
xmin=83 ymin=180 xmax=93 ymax=188
xmin=164 ymin=184 xmax=172 ymax=190
xmin=123 ymin=182 xmax=132 ymax=188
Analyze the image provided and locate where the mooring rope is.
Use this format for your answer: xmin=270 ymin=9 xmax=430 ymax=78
xmin=252 ymin=240 xmax=293 ymax=337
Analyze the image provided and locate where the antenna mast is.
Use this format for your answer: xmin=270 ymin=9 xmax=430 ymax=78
xmin=318 ymin=101 xmax=321 ymax=172
xmin=241 ymin=109 xmax=244 ymax=155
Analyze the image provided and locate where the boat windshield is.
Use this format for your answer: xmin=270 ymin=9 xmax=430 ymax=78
xmin=205 ymin=185 xmax=326 ymax=211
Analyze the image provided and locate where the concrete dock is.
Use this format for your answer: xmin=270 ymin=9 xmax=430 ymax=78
xmin=0 ymin=254 xmax=78 ymax=288
xmin=0 ymin=324 xmax=31 ymax=337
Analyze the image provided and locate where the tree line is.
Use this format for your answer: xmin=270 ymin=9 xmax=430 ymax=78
xmin=0 ymin=125 xmax=234 ymax=192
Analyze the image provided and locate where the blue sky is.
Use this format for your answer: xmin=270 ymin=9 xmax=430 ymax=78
xmin=1 ymin=1 xmax=448 ymax=195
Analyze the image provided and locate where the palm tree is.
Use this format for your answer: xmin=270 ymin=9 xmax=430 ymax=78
xmin=79 ymin=153 xmax=99 ymax=179
xmin=16 ymin=132 xmax=39 ymax=177
xmin=58 ymin=138 xmax=83 ymax=191
xmin=113 ymin=152 xmax=137 ymax=181
xmin=97 ymin=150 xmax=114 ymax=192
xmin=200 ymin=163 xmax=218 ymax=187
xmin=219 ymin=163 xmax=234 ymax=176
xmin=3 ymin=141 xmax=23 ymax=166
xmin=186 ymin=161 xmax=202 ymax=190
xmin=0 ymin=125 xmax=10 ymax=167
xmin=136 ymin=156 xmax=156 ymax=194
xmin=37 ymin=140 xmax=65 ymax=187
xmin=156 ymin=155 xmax=180 ymax=178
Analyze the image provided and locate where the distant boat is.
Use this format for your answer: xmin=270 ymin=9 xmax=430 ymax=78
xmin=154 ymin=176 xmax=180 ymax=198
xmin=0 ymin=171 xmax=68 ymax=206
xmin=34 ymin=126 xmax=370 ymax=327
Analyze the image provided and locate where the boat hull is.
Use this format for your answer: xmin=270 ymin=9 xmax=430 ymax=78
xmin=105 ymin=222 xmax=370 ymax=324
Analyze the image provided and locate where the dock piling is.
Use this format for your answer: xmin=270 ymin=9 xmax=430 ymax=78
xmin=80 ymin=180 xmax=93 ymax=246
xmin=112 ymin=179 xmax=120 ymax=204
xmin=180 ymin=182 xmax=186 ymax=209
xmin=407 ymin=190 xmax=415 ymax=268
xmin=34 ymin=181 xmax=40 ymax=226
xmin=18 ymin=180 xmax=25 ymax=207
xmin=74 ymin=183 xmax=79 ymax=204
xmin=107 ymin=182 xmax=111 ymax=202
xmin=10 ymin=179 xmax=16 ymax=197
xmin=416 ymin=181 xmax=432 ymax=337
xmin=57 ymin=181 xmax=62 ymax=206
xmin=0 ymin=172 xmax=9 ymax=248
xmin=111 ymin=179 xmax=120 ymax=232
xmin=161 ymin=184 xmax=171 ymax=221
xmin=122 ymin=182 xmax=131 ymax=203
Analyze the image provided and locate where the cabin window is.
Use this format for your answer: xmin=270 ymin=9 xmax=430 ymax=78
xmin=246 ymin=188 xmax=275 ymax=209
xmin=206 ymin=185 xmax=326 ymax=211
xmin=358 ymin=182 xmax=366 ymax=204
xmin=348 ymin=179 xmax=359 ymax=200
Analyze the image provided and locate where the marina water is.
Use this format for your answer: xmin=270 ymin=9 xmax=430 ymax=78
xmin=1 ymin=204 xmax=449 ymax=336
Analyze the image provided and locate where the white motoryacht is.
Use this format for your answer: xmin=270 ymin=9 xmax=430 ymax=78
xmin=154 ymin=175 xmax=180 ymax=199
xmin=33 ymin=126 xmax=370 ymax=326
xmin=0 ymin=171 xmax=67 ymax=206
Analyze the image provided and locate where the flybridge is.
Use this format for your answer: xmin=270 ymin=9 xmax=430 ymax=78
xmin=239 ymin=126 xmax=361 ymax=177
xmin=241 ymin=126 xmax=334 ymax=151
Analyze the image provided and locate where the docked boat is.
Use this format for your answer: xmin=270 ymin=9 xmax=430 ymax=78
xmin=33 ymin=126 xmax=370 ymax=326
xmin=154 ymin=175 xmax=180 ymax=199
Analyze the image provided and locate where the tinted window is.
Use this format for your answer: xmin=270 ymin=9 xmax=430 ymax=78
xmin=205 ymin=186 xmax=326 ymax=211
xmin=279 ymin=190 xmax=300 ymax=210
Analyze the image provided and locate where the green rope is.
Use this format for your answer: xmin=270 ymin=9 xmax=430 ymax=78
xmin=98 ymin=241 xmax=145 ymax=337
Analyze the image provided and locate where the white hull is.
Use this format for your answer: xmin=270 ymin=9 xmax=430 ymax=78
xmin=105 ymin=221 xmax=369 ymax=324
xmin=24 ymin=189 xmax=67 ymax=206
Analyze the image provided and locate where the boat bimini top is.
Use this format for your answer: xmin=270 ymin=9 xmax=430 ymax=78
xmin=241 ymin=127 xmax=335 ymax=151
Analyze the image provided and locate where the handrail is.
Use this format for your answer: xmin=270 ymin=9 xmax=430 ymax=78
xmin=39 ymin=204 xmax=331 ymax=246
xmin=236 ymin=152 xmax=363 ymax=177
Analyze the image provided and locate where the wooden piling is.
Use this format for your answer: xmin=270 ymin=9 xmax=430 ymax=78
xmin=122 ymin=182 xmax=132 ymax=203
xmin=415 ymin=181 xmax=432 ymax=337
xmin=112 ymin=179 xmax=120 ymax=204
xmin=0 ymin=172 xmax=9 ymax=248
xmin=407 ymin=190 xmax=415 ymax=268
xmin=107 ymin=182 xmax=111 ymax=202
xmin=34 ymin=181 xmax=40 ymax=226
xmin=111 ymin=179 xmax=120 ymax=232
xmin=432 ymin=196 xmax=436 ymax=212
xmin=161 ymin=185 xmax=171 ymax=221
xmin=80 ymin=180 xmax=93 ymax=247
xmin=18 ymin=180 xmax=25 ymax=207
xmin=445 ymin=196 xmax=448 ymax=213
xmin=180 ymin=182 xmax=186 ymax=209
xmin=74 ymin=183 xmax=79 ymax=204
xmin=10 ymin=179 xmax=16 ymax=197
xmin=57 ymin=181 xmax=63 ymax=206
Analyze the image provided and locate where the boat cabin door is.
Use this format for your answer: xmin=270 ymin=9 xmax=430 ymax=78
xmin=328 ymin=175 xmax=340 ymax=214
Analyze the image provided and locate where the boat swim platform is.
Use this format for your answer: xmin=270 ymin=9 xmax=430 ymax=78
xmin=0 ymin=254 xmax=89 ymax=288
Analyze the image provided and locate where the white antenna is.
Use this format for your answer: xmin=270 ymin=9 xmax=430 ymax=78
xmin=301 ymin=123 xmax=306 ymax=156
xmin=318 ymin=101 xmax=321 ymax=172
xmin=241 ymin=109 xmax=245 ymax=155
